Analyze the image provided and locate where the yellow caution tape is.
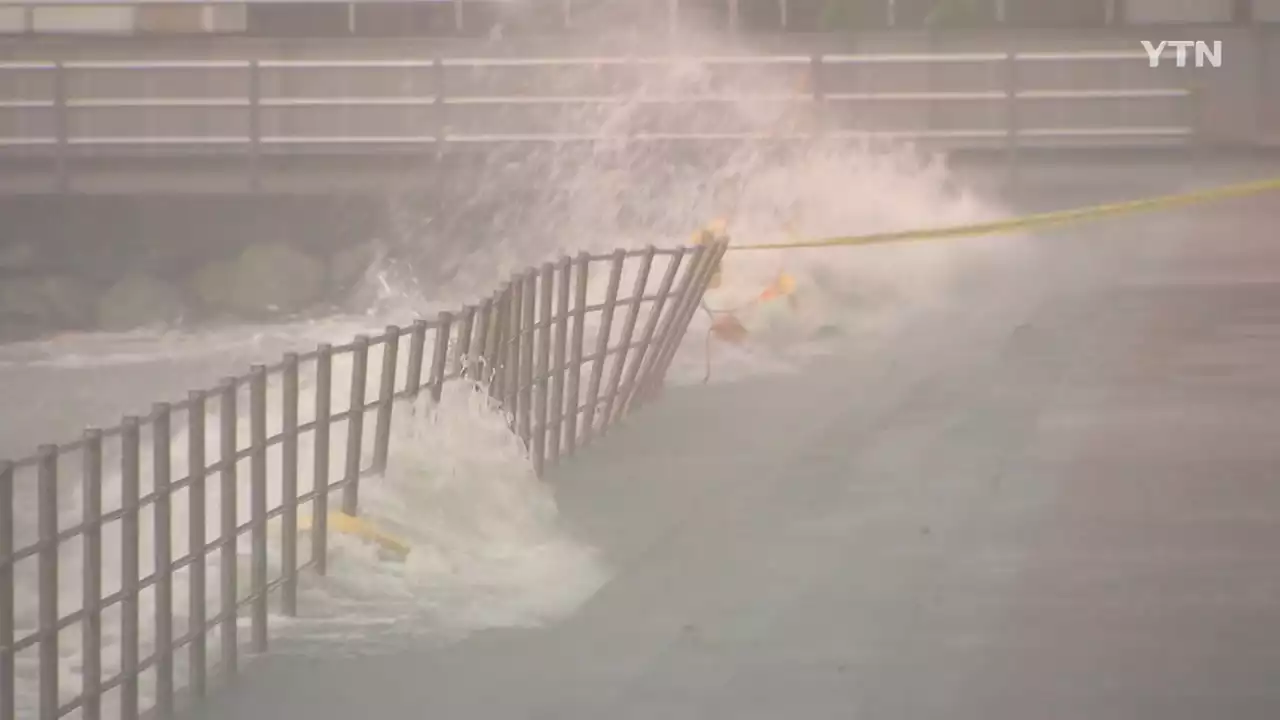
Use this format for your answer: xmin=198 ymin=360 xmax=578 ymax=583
xmin=726 ymin=176 xmax=1280 ymax=253
xmin=297 ymin=510 xmax=412 ymax=562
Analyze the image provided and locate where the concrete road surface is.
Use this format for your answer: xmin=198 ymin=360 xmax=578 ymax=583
xmin=178 ymin=158 xmax=1280 ymax=720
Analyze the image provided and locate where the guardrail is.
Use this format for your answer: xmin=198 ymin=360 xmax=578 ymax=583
xmin=0 ymin=50 xmax=1195 ymax=189
xmin=0 ymin=239 xmax=727 ymax=720
xmin=0 ymin=0 xmax=1259 ymax=36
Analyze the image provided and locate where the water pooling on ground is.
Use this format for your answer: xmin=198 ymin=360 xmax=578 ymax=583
xmin=1 ymin=23 xmax=1021 ymax=720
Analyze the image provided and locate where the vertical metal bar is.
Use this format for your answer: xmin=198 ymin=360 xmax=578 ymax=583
xmin=532 ymin=262 xmax=554 ymax=476
xmin=452 ymin=305 xmax=476 ymax=379
xmin=280 ymin=356 xmax=299 ymax=617
xmin=313 ymin=346 xmax=332 ymax=576
xmin=0 ymin=462 xmax=12 ymax=720
xmin=81 ymin=431 xmax=103 ymax=720
xmin=638 ymin=244 xmax=711 ymax=402
xmin=487 ymin=286 xmax=510 ymax=401
xmin=518 ymin=273 xmax=537 ymax=443
xmin=120 ymin=419 xmax=141 ymax=720
xmin=561 ymin=0 xmax=572 ymax=28
xmin=809 ymin=53 xmax=824 ymax=139
xmin=505 ymin=273 xmax=525 ymax=415
xmin=616 ymin=248 xmax=684 ymax=420
xmin=372 ymin=327 xmax=400 ymax=475
xmin=648 ymin=241 xmax=726 ymax=399
xmin=728 ymin=0 xmax=739 ymax=32
xmin=599 ymin=247 xmax=655 ymax=433
xmin=152 ymin=403 xmax=175 ymax=716
xmin=248 ymin=59 xmax=261 ymax=192
xmin=36 ymin=445 xmax=57 ymax=720
xmin=343 ymin=337 xmax=370 ymax=516
xmin=565 ymin=253 xmax=590 ymax=455
xmin=186 ymin=390 xmax=208 ymax=697
xmin=668 ymin=0 xmax=679 ymax=37
xmin=780 ymin=0 xmax=788 ymax=29
xmin=581 ymin=250 xmax=626 ymax=445
xmin=405 ymin=319 xmax=428 ymax=395
xmin=548 ymin=256 xmax=571 ymax=465
xmin=1004 ymin=50 xmax=1018 ymax=178
xmin=650 ymin=243 xmax=721 ymax=397
xmin=249 ymin=366 xmax=268 ymax=652
xmin=217 ymin=380 xmax=238 ymax=677
xmin=429 ymin=312 xmax=454 ymax=403
xmin=53 ymin=61 xmax=68 ymax=193
xmin=468 ymin=299 xmax=491 ymax=384
xmin=433 ymin=57 xmax=447 ymax=152
xmin=453 ymin=0 xmax=463 ymax=32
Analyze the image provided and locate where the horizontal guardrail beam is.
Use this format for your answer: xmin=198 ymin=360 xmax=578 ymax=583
xmin=0 ymin=49 xmax=1198 ymax=190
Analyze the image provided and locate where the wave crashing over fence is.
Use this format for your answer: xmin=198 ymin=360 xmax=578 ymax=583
xmin=1 ymin=240 xmax=726 ymax=720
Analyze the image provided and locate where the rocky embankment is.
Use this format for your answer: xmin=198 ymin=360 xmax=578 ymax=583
xmin=0 ymin=196 xmax=389 ymax=342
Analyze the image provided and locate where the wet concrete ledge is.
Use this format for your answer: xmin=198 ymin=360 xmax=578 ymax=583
xmin=1 ymin=146 xmax=1279 ymax=197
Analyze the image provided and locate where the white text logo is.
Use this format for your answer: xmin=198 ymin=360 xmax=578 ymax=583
xmin=1141 ymin=40 xmax=1222 ymax=68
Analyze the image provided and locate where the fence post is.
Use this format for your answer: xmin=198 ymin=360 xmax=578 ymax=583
xmin=1004 ymin=50 xmax=1018 ymax=179
xmin=249 ymin=367 xmax=269 ymax=652
xmin=452 ymin=306 xmax=476 ymax=380
xmin=186 ymin=390 xmax=208 ymax=697
xmin=642 ymin=241 xmax=723 ymax=402
xmin=565 ymin=252 xmax=590 ymax=455
xmin=532 ymin=262 xmax=555 ymax=475
xmin=0 ymin=461 xmax=12 ymax=720
xmin=36 ymin=445 xmax=57 ymax=720
xmin=406 ymin=319 xmax=428 ymax=395
xmin=505 ymin=273 xmax=525 ymax=416
xmin=280 ymin=355 xmax=299 ymax=616
xmin=433 ymin=57 xmax=447 ymax=153
xmin=582 ymin=250 xmax=626 ymax=445
xmin=636 ymin=243 xmax=709 ymax=403
xmin=120 ymin=418 xmax=141 ymax=720
xmin=81 ymin=429 xmax=103 ymax=720
xmin=519 ymin=273 xmax=537 ymax=444
xmin=430 ymin=311 xmax=454 ymax=403
xmin=343 ymin=337 xmax=370 ymax=516
xmin=810 ymin=53 xmax=825 ymax=140
xmin=217 ymin=380 xmax=238 ymax=677
xmin=469 ymin=298 xmax=492 ymax=384
xmin=53 ymin=61 xmax=68 ymax=193
xmin=152 ymin=403 xmax=175 ymax=716
xmin=548 ymin=256 xmax=572 ymax=466
xmin=486 ymin=285 xmax=510 ymax=401
xmin=599 ymin=247 xmax=655 ymax=434
xmin=313 ymin=346 xmax=333 ymax=575
xmin=248 ymin=59 xmax=262 ymax=192
xmin=372 ymin=327 xmax=400 ymax=475
xmin=616 ymin=247 xmax=685 ymax=420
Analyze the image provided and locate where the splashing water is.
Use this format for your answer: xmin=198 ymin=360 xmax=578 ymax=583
xmin=2 ymin=20 xmax=1024 ymax=719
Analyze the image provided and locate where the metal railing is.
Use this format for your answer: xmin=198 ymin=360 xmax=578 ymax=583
xmin=0 ymin=0 xmax=1250 ymax=36
xmin=0 ymin=239 xmax=728 ymax=720
xmin=0 ymin=50 xmax=1195 ymax=187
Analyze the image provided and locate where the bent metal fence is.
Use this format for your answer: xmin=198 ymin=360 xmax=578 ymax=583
xmin=0 ymin=239 xmax=728 ymax=720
